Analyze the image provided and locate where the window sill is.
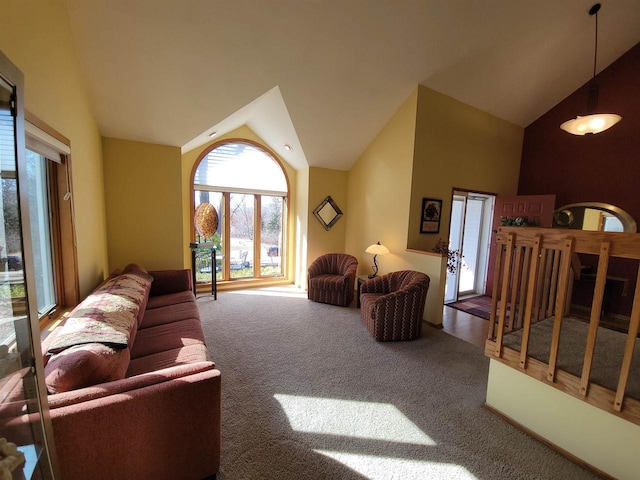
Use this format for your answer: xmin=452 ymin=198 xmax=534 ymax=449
xmin=195 ymin=277 xmax=292 ymax=294
xmin=39 ymin=308 xmax=72 ymax=341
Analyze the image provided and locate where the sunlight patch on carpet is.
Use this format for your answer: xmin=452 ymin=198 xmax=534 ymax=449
xmin=314 ymin=450 xmax=478 ymax=480
xmin=274 ymin=394 xmax=436 ymax=446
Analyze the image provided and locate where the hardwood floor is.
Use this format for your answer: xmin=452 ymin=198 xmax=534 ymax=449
xmin=442 ymin=305 xmax=489 ymax=349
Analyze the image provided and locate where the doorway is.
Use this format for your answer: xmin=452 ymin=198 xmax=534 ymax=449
xmin=444 ymin=191 xmax=495 ymax=304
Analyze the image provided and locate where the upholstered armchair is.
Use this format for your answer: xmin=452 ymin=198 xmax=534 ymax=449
xmin=360 ymin=270 xmax=430 ymax=341
xmin=308 ymin=253 xmax=358 ymax=307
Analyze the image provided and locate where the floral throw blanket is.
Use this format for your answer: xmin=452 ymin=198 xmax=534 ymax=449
xmin=48 ymin=273 xmax=152 ymax=353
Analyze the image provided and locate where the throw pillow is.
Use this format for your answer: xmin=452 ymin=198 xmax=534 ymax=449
xmin=44 ymin=343 xmax=130 ymax=394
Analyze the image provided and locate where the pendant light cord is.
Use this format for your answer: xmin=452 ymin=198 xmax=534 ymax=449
xmin=587 ymin=3 xmax=601 ymax=114
xmin=592 ymin=8 xmax=598 ymax=80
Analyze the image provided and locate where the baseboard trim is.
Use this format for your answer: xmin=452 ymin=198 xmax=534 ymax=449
xmin=425 ymin=320 xmax=443 ymax=329
xmin=482 ymin=403 xmax=613 ymax=480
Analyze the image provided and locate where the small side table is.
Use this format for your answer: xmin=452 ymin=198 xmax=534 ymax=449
xmin=356 ymin=276 xmax=369 ymax=308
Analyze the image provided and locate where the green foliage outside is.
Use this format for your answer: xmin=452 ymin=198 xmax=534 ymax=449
xmin=10 ymin=283 xmax=25 ymax=298
xmin=2 ymin=178 xmax=21 ymax=254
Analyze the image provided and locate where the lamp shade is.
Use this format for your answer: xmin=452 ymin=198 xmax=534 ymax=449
xmin=560 ymin=113 xmax=622 ymax=135
xmin=365 ymin=243 xmax=389 ymax=255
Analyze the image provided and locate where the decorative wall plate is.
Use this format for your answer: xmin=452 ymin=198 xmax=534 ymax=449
xmin=194 ymin=202 xmax=219 ymax=238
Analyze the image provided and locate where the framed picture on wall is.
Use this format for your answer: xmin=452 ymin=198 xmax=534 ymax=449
xmin=420 ymin=198 xmax=442 ymax=234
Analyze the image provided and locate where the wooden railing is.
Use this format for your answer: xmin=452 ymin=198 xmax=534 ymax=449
xmin=485 ymin=226 xmax=640 ymax=425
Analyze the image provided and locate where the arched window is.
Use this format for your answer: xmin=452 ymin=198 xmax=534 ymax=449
xmin=192 ymin=140 xmax=288 ymax=282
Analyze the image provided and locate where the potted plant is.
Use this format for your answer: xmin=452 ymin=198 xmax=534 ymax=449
xmin=433 ymin=239 xmax=462 ymax=274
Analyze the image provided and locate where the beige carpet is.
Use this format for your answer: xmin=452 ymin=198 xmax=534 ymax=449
xmin=196 ymin=286 xmax=599 ymax=480
xmin=502 ymin=315 xmax=640 ymax=400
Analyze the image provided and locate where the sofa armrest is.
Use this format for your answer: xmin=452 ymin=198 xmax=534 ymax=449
xmin=360 ymin=276 xmax=391 ymax=295
xmin=379 ymin=283 xmax=423 ymax=303
xmin=48 ymin=361 xmax=215 ymax=409
xmin=50 ymin=366 xmax=221 ymax=480
xmin=370 ymin=285 xmax=426 ymax=319
xmin=148 ymin=269 xmax=193 ymax=297
xmin=344 ymin=261 xmax=357 ymax=283
xmin=307 ymin=261 xmax=323 ymax=279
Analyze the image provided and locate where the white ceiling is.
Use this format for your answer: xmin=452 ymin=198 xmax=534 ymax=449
xmin=65 ymin=0 xmax=640 ymax=171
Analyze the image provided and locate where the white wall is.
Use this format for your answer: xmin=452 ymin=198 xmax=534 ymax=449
xmin=486 ymin=360 xmax=640 ymax=479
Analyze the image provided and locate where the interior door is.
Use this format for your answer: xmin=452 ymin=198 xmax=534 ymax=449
xmin=485 ymin=194 xmax=556 ymax=295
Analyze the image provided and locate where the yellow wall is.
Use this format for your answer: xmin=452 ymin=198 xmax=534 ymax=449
xmin=1 ymin=0 xmax=108 ymax=297
xmin=103 ymin=138 xmax=183 ymax=271
xmin=487 ymin=360 xmax=640 ymax=479
xmin=345 ymin=88 xmax=446 ymax=324
xmin=306 ymin=167 xmax=348 ymax=268
xmin=408 ymin=86 xmax=524 ymax=252
xmin=181 ymin=126 xmax=298 ymax=282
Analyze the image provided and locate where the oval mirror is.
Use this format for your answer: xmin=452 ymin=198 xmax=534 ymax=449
xmin=552 ymin=202 xmax=637 ymax=233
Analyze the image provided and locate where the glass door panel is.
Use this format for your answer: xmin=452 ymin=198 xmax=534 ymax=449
xmin=445 ymin=195 xmax=464 ymax=303
xmin=0 ymin=61 xmax=54 ymax=479
xmin=459 ymin=198 xmax=484 ymax=294
xmin=25 ymin=151 xmax=56 ymax=316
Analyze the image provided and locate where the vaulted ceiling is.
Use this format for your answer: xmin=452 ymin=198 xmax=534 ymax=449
xmin=65 ymin=0 xmax=640 ymax=171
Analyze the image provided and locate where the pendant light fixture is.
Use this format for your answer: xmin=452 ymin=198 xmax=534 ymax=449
xmin=560 ymin=3 xmax=622 ymax=135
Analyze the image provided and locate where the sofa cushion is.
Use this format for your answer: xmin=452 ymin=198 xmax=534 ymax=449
xmin=44 ymin=343 xmax=130 ymax=394
xmin=130 ymin=318 xmax=206 ymax=359
xmin=140 ymin=301 xmax=201 ymax=329
xmin=148 ymin=269 xmax=192 ymax=296
xmin=48 ymin=273 xmax=152 ymax=353
xmin=146 ymin=291 xmax=196 ymax=310
xmin=126 ymin=344 xmax=211 ymax=377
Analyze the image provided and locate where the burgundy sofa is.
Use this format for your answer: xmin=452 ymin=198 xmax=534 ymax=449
xmin=40 ymin=266 xmax=221 ymax=480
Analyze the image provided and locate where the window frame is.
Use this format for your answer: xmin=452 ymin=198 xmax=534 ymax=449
xmin=25 ymin=112 xmax=79 ymax=326
xmin=190 ymin=139 xmax=290 ymax=284
xmin=25 ymin=149 xmax=58 ymax=317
